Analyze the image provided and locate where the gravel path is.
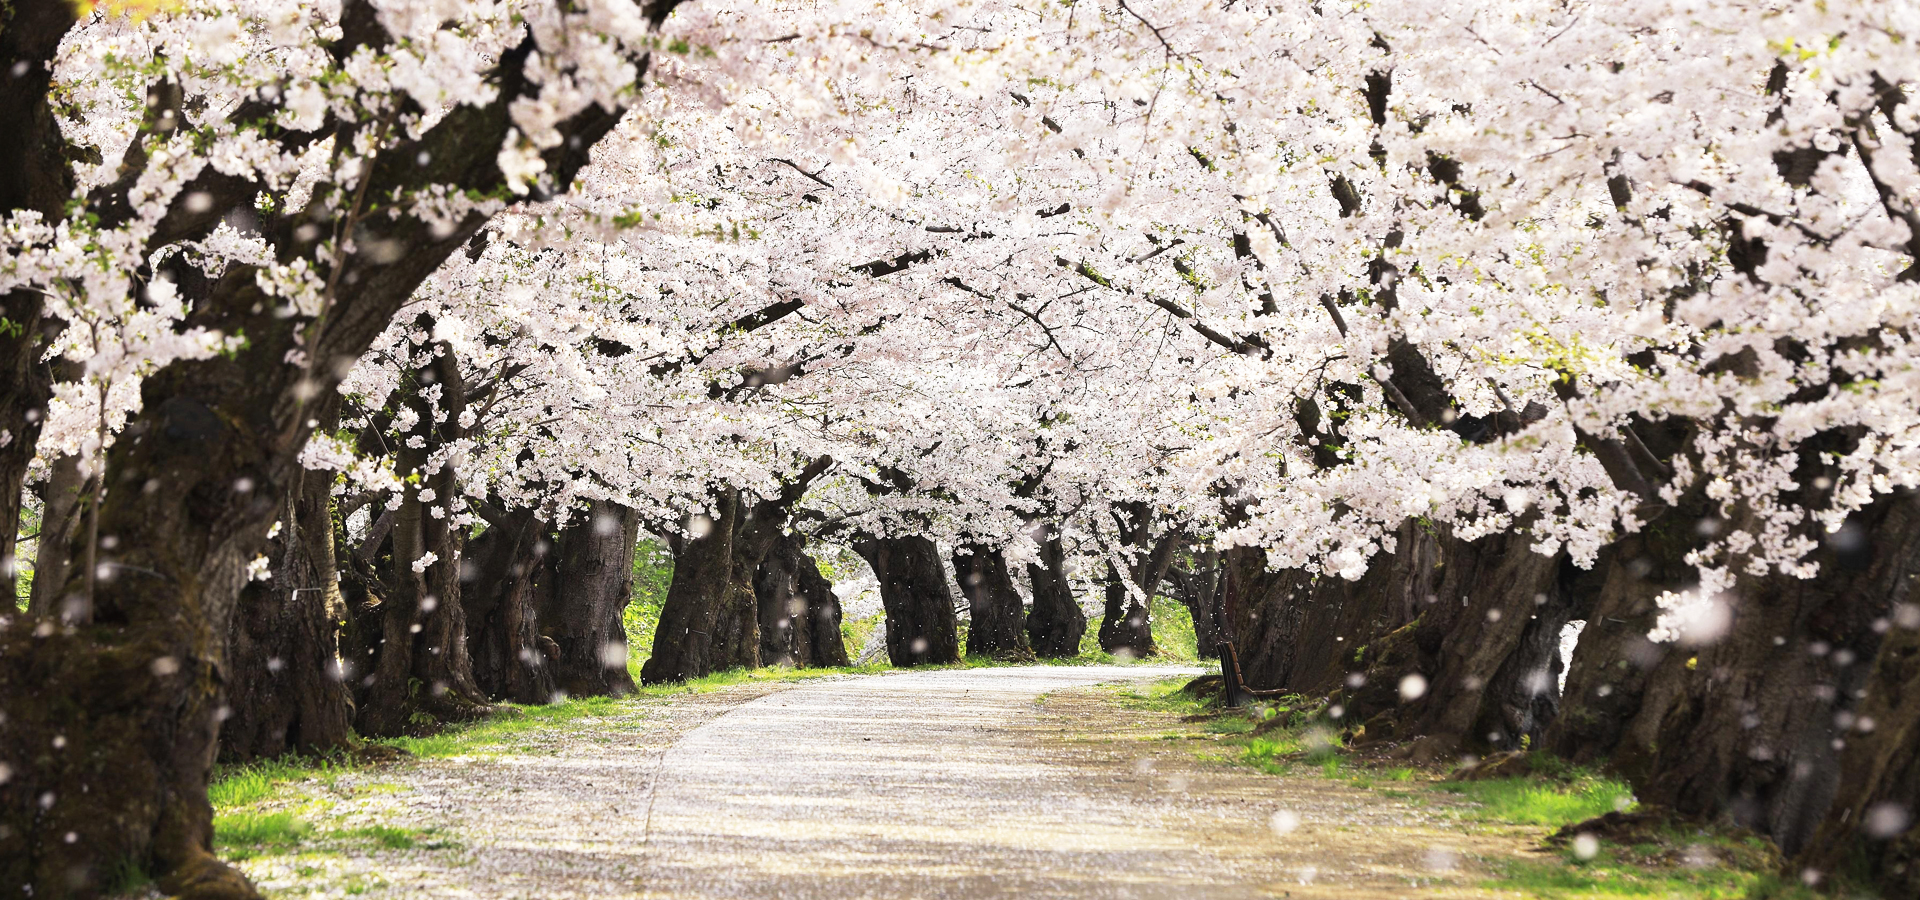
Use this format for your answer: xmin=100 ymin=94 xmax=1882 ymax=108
xmin=235 ymin=665 xmax=1532 ymax=899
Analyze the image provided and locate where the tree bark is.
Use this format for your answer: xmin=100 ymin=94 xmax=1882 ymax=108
xmin=0 ymin=3 xmax=681 ymax=892
xmin=1097 ymin=508 xmax=1179 ymax=657
xmin=218 ymin=458 xmax=355 ymax=763
xmin=351 ymin=343 xmax=489 ymax=737
xmin=1024 ymin=523 xmax=1085 ymax=658
xmin=1169 ymin=547 xmax=1224 ymax=659
xmin=461 ymin=505 xmax=557 ymax=704
xmin=754 ymin=531 xmax=849 ymax=668
xmin=954 ymin=543 xmax=1033 ymax=661
xmin=1550 ymin=491 xmax=1920 ymax=858
xmin=541 ymin=499 xmax=641 ymax=698
xmin=1224 ymin=520 xmax=1586 ymax=761
xmin=1798 ymin=586 xmax=1920 ymax=898
xmin=24 ymin=450 xmax=85 ymax=618
xmin=0 ymin=291 xmax=50 ymax=607
xmin=640 ymin=491 xmax=740 ymax=685
xmin=853 ymin=535 xmax=961 ymax=666
xmin=709 ymin=460 xmax=832 ymax=670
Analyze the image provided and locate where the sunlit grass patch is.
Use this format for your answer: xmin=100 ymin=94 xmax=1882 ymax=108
xmin=1485 ymin=842 xmax=1815 ymax=900
xmin=209 ymin=755 xmax=353 ymax=809
xmin=1439 ymin=773 xmax=1636 ymax=828
xmin=214 ymin=811 xmax=310 ymax=860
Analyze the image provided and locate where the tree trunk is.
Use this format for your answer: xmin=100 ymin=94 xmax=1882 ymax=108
xmin=1171 ymin=548 xmax=1224 ymax=659
xmin=755 ymin=531 xmax=848 ymax=667
xmin=352 ymin=345 xmax=489 ymax=737
xmin=709 ymin=577 xmax=761 ymax=671
xmin=1225 ymin=521 xmax=1583 ymax=760
xmin=1096 ymin=506 xmax=1180 ymax=657
xmin=0 ymin=4 xmax=680 ymax=891
xmin=218 ymin=458 xmax=355 ymax=763
xmin=542 ymin=500 xmax=641 ymax=698
xmin=1025 ymin=523 xmax=1085 ymax=658
xmin=461 ymin=505 xmax=557 ymax=704
xmin=853 ymin=535 xmax=961 ymax=666
xmin=954 ymin=543 xmax=1033 ymax=661
xmin=0 ymin=291 xmax=50 ymax=607
xmin=1097 ymin=564 xmax=1155 ymax=657
xmin=1551 ymin=492 xmax=1920 ymax=858
xmin=1798 ymin=590 xmax=1920 ymax=898
xmin=24 ymin=450 xmax=85 ymax=619
xmin=640 ymin=491 xmax=740 ymax=685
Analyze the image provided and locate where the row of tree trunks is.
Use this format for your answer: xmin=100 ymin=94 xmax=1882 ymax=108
xmin=217 ymin=400 xmax=355 ymax=763
xmin=1025 ymin=522 xmax=1085 ymax=657
xmin=854 ymin=534 xmax=961 ymax=666
xmin=1224 ymin=520 xmax=1583 ymax=761
xmin=953 ymin=543 xmax=1034 ymax=661
xmin=754 ymin=531 xmax=850 ymax=667
xmin=0 ymin=1 xmax=681 ymax=891
xmin=1551 ymin=491 xmax=1920 ymax=863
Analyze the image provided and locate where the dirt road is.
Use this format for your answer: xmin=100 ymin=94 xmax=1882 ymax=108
xmin=232 ymin=666 xmax=1531 ymax=899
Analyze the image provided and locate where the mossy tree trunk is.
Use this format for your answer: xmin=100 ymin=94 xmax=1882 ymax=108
xmin=954 ymin=543 xmax=1033 ymax=661
xmin=1024 ymin=522 xmax=1085 ymax=658
xmin=854 ymin=535 xmax=961 ymax=666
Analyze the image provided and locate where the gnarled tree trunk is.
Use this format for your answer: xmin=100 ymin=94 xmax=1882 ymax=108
xmin=219 ymin=456 xmax=355 ymax=763
xmin=541 ymin=499 xmax=641 ymax=698
xmin=1098 ymin=508 xmax=1179 ymax=657
xmin=641 ymin=491 xmax=740 ymax=685
xmin=352 ymin=343 xmax=489 ymax=737
xmin=1551 ymin=492 xmax=1920 ymax=858
xmin=461 ymin=504 xmax=557 ymax=704
xmin=1025 ymin=523 xmax=1085 ymax=658
xmin=755 ymin=531 xmax=848 ymax=667
xmin=954 ymin=543 xmax=1033 ymax=661
xmin=854 ymin=535 xmax=960 ymax=666
xmin=1169 ymin=547 xmax=1224 ymax=659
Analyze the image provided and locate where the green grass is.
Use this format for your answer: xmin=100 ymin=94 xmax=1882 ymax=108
xmin=1439 ymin=772 xmax=1637 ymax=827
xmin=210 ymin=755 xmax=352 ymax=809
xmin=1486 ymin=844 xmax=1817 ymax=900
xmin=1078 ymin=594 xmax=1202 ymax=663
xmin=213 ymin=812 xmax=310 ymax=860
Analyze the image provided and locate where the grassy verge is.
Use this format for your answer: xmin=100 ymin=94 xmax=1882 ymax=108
xmin=1112 ymin=677 xmax=1818 ymax=900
